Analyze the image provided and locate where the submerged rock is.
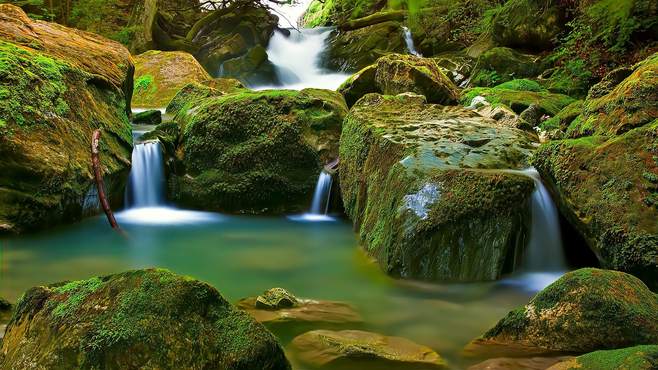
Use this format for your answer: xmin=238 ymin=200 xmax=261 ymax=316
xmin=339 ymin=93 xmax=536 ymax=282
xmin=534 ymin=53 xmax=658 ymax=289
xmin=133 ymin=50 xmax=211 ymax=108
xmin=290 ymin=330 xmax=447 ymax=370
xmin=468 ymin=269 xmax=658 ymax=357
xmin=547 ymin=345 xmax=658 ymax=370
xmin=237 ymin=289 xmax=362 ymax=339
xmin=0 ymin=269 xmax=291 ymax=370
xmin=0 ymin=4 xmax=133 ymax=233
xmin=172 ymin=89 xmax=347 ymax=214
xmin=339 ymin=54 xmax=459 ymax=107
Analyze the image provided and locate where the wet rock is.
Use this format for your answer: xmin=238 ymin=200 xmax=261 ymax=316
xmin=165 ymin=79 xmax=244 ymax=116
xmin=221 ymin=45 xmax=279 ymax=86
xmin=470 ymin=47 xmax=544 ymax=87
xmin=339 ymin=54 xmax=459 ymax=107
xmin=0 ymin=269 xmax=291 ymax=370
xmin=133 ymin=50 xmax=211 ymax=108
xmin=290 ymin=330 xmax=447 ymax=370
xmin=172 ymin=89 xmax=347 ymax=214
xmin=547 ymin=345 xmax=658 ymax=370
xmin=468 ymin=269 xmax=658 ymax=357
xmin=323 ymin=21 xmax=407 ymax=72
xmin=340 ymin=93 xmax=537 ymax=282
xmin=133 ymin=109 xmax=162 ymax=125
xmin=255 ymin=288 xmax=299 ymax=310
xmin=0 ymin=4 xmax=133 ymax=234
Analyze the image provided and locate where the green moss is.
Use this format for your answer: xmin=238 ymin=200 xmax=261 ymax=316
xmin=0 ymin=41 xmax=70 ymax=127
xmin=134 ymin=74 xmax=155 ymax=95
xmin=496 ymin=79 xmax=545 ymax=92
xmin=573 ymin=345 xmax=658 ymax=369
xmin=50 ymin=277 xmax=103 ymax=320
xmin=540 ymin=100 xmax=584 ymax=132
xmin=461 ymin=83 xmax=575 ymax=116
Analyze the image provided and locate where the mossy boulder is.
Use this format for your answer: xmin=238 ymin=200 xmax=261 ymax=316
xmin=165 ymin=78 xmax=244 ymax=116
xmin=190 ymin=2 xmax=277 ymax=76
xmin=322 ymin=21 xmax=406 ymax=73
xmin=0 ymin=5 xmax=133 ymax=234
xmin=340 ymin=93 xmax=537 ymax=282
xmin=470 ymin=47 xmax=544 ymax=87
xmin=289 ymin=330 xmax=447 ymax=370
xmin=133 ymin=109 xmax=162 ymax=125
xmin=221 ymin=45 xmax=278 ymax=86
xmin=565 ymin=53 xmax=658 ymax=138
xmin=470 ymin=269 xmax=658 ymax=356
xmin=172 ymin=89 xmax=348 ymax=214
xmin=540 ymin=100 xmax=584 ymax=137
xmin=533 ymin=121 xmax=658 ymax=289
xmin=488 ymin=0 xmax=566 ymax=51
xmin=339 ymin=54 xmax=459 ymax=107
xmin=548 ymin=345 xmax=658 ymax=370
xmin=133 ymin=50 xmax=211 ymax=108
xmin=0 ymin=269 xmax=290 ymax=369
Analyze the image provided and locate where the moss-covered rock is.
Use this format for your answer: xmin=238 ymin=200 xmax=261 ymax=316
xmin=172 ymin=89 xmax=347 ymax=214
xmin=133 ymin=50 xmax=211 ymax=108
xmin=339 ymin=54 xmax=459 ymax=107
xmin=165 ymin=79 xmax=244 ymax=116
xmin=290 ymin=330 xmax=447 ymax=370
xmin=461 ymin=81 xmax=576 ymax=118
xmin=0 ymin=269 xmax=291 ymax=369
xmin=133 ymin=109 xmax=162 ymax=125
xmin=322 ymin=21 xmax=407 ymax=73
xmin=488 ymin=0 xmax=567 ymax=51
xmin=470 ymin=269 xmax=658 ymax=356
xmin=470 ymin=47 xmax=545 ymax=87
xmin=566 ymin=53 xmax=658 ymax=138
xmin=0 ymin=4 xmax=133 ymax=234
xmin=540 ymin=100 xmax=584 ymax=136
xmin=221 ymin=45 xmax=278 ymax=86
xmin=302 ymin=0 xmax=385 ymax=27
xmin=548 ymin=345 xmax=658 ymax=370
xmin=340 ymin=93 xmax=537 ymax=282
xmin=533 ymin=121 xmax=658 ymax=289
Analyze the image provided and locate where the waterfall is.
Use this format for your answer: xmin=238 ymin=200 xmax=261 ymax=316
xmin=402 ymin=26 xmax=422 ymax=57
xmin=125 ymin=141 xmax=165 ymax=208
xmin=310 ymin=171 xmax=333 ymax=215
xmin=523 ymin=168 xmax=566 ymax=271
xmin=257 ymin=28 xmax=349 ymax=90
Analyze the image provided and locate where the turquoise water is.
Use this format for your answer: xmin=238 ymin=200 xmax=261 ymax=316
xmin=0 ymin=211 xmax=555 ymax=369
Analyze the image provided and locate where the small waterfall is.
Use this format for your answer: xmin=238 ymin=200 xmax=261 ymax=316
xmin=259 ymin=28 xmax=349 ymax=90
xmin=125 ymin=141 xmax=165 ymax=208
xmin=523 ymin=168 xmax=566 ymax=271
xmin=402 ymin=26 xmax=422 ymax=57
xmin=310 ymin=171 xmax=333 ymax=215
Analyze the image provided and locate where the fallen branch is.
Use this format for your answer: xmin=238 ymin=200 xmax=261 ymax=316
xmin=91 ymin=129 xmax=120 ymax=230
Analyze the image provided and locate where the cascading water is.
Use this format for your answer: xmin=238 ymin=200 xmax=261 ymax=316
xmin=310 ymin=171 xmax=333 ymax=215
xmin=124 ymin=141 xmax=165 ymax=208
xmin=257 ymin=28 xmax=349 ymax=90
xmin=402 ymin=26 xmax=422 ymax=57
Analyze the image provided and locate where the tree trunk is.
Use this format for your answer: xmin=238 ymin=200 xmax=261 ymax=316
xmin=91 ymin=129 xmax=120 ymax=230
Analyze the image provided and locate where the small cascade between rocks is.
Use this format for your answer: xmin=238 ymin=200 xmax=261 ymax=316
xmin=259 ymin=27 xmax=349 ymax=90
xmin=124 ymin=141 xmax=165 ymax=208
xmin=310 ymin=170 xmax=333 ymax=215
xmin=402 ymin=26 xmax=422 ymax=57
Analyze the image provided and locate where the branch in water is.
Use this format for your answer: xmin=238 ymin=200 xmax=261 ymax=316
xmin=91 ymin=129 xmax=120 ymax=230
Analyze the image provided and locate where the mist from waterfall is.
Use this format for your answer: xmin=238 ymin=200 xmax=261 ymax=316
xmin=257 ymin=28 xmax=349 ymax=90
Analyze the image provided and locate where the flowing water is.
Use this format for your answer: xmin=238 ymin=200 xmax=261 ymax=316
xmin=403 ymin=26 xmax=422 ymax=57
xmin=256 ymin=27 xmax=349 ymax=90
xmin=309 ymin=171 xmax=333 ymax=215
xmin=124 ymin=142 xmax=165 ymax=208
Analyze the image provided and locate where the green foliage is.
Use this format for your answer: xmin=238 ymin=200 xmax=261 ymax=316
xmin=50 ymin=277 xmax=103 ymax=320
xmin=134 ymin=74 xmax=155 ymax=95
xmin=110 ymin=26 xmax=141 ymax=47
xmin=496 ymin=79 xmax=546 ymax=92
xmin=0 ymin=41 xmax=70 ymax=128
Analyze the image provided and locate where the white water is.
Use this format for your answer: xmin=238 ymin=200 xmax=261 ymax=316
xmin=402 ymin=26 xmax=422 ymax=57
xmin=256 ymin=28 xmax=349 ymax=90
xmin=125 ymin=141 xmax=165 ymax=208
xmin=289 ymin=170 xmax=335 ymax=222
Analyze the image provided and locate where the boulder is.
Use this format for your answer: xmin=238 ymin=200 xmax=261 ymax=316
xmin=172 ymin=89 xmax=348 ymax=214
xmin=322 ymin=21 xmax=407 ymax=72
xmin=339 ymin=93 xmax=537 ymax=282
xmin=0 ymin=4 xmax=133 ymax=234
xmin=470 ymin=47 xmax=544 ymax=87
xmin=132 ymin=50 xmax=211 ymax=108
xmin=469 ymin=356 xmax=572 ymax=370
xmin=489 ymin=0 xmax=566 ymax=51
xmin=0 ymin=269 xmax=291 ymax=369
xmin=547 ymin=345 xmax=658 ymax=370
xmin=533 ymin=54 xmax=658 ymax=288
xmin=339 ymin=54 xmax=459 ymax=107
xmin=539 ymin=100 xmax=584 ymax=138
xmin=165 ymin=79 xmax=244 ymax=116
xmin=468 ymin=269 xmax=658 ymax=357
xmin=289 ymin=330 xmax=447 ymax=370
xmin=133 ymin=109 xmax=162 ymax=125
xmin=565 ymin=53 xmax=658 ymax=138
xmin=221 ymin=45 xmax=279 ymax=86
xmin=237 ymin=289 xmax=362 ymax=338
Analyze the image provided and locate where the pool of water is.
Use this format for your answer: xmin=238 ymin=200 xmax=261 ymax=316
xmin=0 ymin=212 xmax=557 ymax=369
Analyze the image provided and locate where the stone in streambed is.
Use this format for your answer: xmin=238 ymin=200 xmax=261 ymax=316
xmin=255 ymin=287 xmax=299 ymax=310
xmin=289 ymin=330 xmax=448 ymax=370
xmin=467 ymin=269 xmax=658 ymax=357
xmin=0 ymin=269 xmax=291 ymax=370
xmin=133 ymin=109 xmax=162 ymax=125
